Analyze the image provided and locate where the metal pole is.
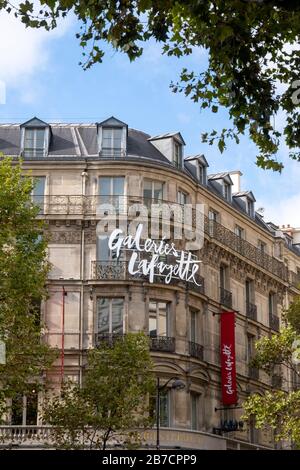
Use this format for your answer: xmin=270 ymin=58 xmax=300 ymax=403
xmin=156 ymin=376 xmax=160 ymax=450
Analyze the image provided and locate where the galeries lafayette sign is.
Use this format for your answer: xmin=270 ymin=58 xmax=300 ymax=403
xmin=220 ymin=311 xmax=238 ymax=405
xmin=108 ymin=223 xmax=202 ymax=286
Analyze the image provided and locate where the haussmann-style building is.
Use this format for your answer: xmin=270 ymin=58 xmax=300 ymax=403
xmin=1 ymin=116 xmax=300 ymax=450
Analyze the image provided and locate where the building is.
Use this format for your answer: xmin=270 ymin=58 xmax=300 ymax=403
xmin=0 ymin=116 xmax=300 ymax=450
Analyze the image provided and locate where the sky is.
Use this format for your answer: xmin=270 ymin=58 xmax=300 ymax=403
xmin=0 ymin=10 xmax=299 ymax=228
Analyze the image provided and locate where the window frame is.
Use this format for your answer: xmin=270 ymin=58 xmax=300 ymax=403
xmin=148 ymin=300 xmax=170 ymax=338
xmin=173 ymin=141 xmax=182 ymax=168
xmin=101 ymin=127 xmax=123 ymax=156
xmin=96 ymin=297 xmax=124 ymax=336
xmin=23 ymin=127 xmax=46 ymax=158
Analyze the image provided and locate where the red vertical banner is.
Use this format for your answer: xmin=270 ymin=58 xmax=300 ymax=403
xmin=220 ymin=311 xmax=237 ymax=405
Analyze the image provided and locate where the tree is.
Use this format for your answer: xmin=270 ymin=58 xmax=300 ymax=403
xmin=43 ymin=333 xmax=155 ymax=450
xmin=243 ymin=300 xmax=300 ymax=446
xmin=0 ymin=156 xmax=56 ymax=420
xmin=2 ymin=1 xmax=300 ymax=171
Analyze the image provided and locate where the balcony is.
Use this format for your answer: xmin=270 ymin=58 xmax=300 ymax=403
xmin=149 ymin=336 xmax=175 ymax=353
xmin=269 ymin=313 xmax=280 ymax=331
xmin=246 ymin=302 xmax=257 ymax=321
xmin=189 ymin=341 xmax=204 ymax=361
xmin=249 ymin=366 xmax=259 ymax=380
xmin=220 ymin=287 xmax=232 ymax=308
xmin=91 ymin=260 xmax=205 ymax=295
xmin=33 ymin=194 xmax=288 ymax=281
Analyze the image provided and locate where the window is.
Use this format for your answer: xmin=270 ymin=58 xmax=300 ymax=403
xmin=220 ymin=264 xmax=229 ymax=290
xmin=190 ymin=309 xmax=198 ymax=343
xmin=32 ymin=176 xmax=46 ymax=214
xmin=269 ymin=292 xmax=277 ymax=316
xmin=173 ymin=141 xmax=182 ymax=168
xmin=143 ymin=179 xmax=164 ymax=205
xmin=97 ymin=298 xmax=124 ymax=335
xmin=198 ymin=164 xmax=207 ymax=185
xmin=208 ymin=209 xmax=219 ymax=236
xmin=224 ymin=183 xmax=231 ymax=201
xmin=247 ymin=200 xmax=254 ymax=218
xmin=101 ymin=127 xmax=123 ymax=156
xmin=149 ymin=301 xmax=169 ymax=337
xmin=247 ymin=334 xmax=255 ymax=363
xmin=258 ymin=240 xmax=266 ymax=254
xmin=150 ymin=389 xmax=170 ymax=427
xmin=191 ymin=393 xmax=201 ymax=430
xmin=96 ymin=234 xmax=125 ymax=262
xmin=98 ymin=176 xmax=125 ymax=212
xmin=177 ymin=190 xmax=188 ymax=205
xmin=24 ymin=128 xmax=45 ymax=158
xmin=11 ymin=391 xmax=38 ymax=425
xmin=235 ymin=225 xmax=244 ymax=239
xmin=245 ymin=279 xmax=254 ymax=305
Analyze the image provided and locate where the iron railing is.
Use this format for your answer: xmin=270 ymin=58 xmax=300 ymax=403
xmin=246 ymin=302 xmax=257 ymax=321
xmin=149 ymin=336 xmax=175 ymax=353
xmin=91 ymin=260 xmax=205 ymax=295
xmin=269 ymin=313 xmax=280 ymax=331
xmin=220 ymin=287 xmax=233 ymax=308
xmin=95 ymin=333 xmax=124 ymax=347
xmin=32 ymin=194 xmax=289 ymax=280
xmin=189 ymin=341 xmax=204 ymax=361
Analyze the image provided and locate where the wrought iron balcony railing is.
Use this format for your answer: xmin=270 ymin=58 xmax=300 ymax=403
xmin=189 ymin=341 xmax=204 ymax=361
xmin=246 ymin=302 xmax=257 ymax=321
xmin=149 ymin=336 xmax=175 ymax=353
xmin=220 ymin=287 xmax=233 ymax=308
xmin=91 ymin=260 xmax=205 ymax=295
xmin=32 ymin=194 xmax=289 ymax=281
xmin=269 ymin=313 xmax=280 ymax=331
xmin=95 ymin=333 xmax=124 ymax=347
xmin=249 ymin=366 xmax=259 ymax=380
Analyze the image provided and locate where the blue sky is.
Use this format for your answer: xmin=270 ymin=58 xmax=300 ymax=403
xmin=0 ymin=12 xmax=299 ymax=227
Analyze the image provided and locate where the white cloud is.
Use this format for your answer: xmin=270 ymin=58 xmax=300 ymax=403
xmin=262 ymin=193 xmax=300 ymax=228
xmin=0 ymin=9 xmax=72 ymax=95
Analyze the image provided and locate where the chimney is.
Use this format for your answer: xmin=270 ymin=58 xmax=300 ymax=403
xmin=229 ymin=170 xmax=242 ymax=193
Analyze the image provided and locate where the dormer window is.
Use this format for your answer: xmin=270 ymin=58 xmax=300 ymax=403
xmin=173 ymin=141 xmax=182 ymax=168
xmin=198 ymin=163 xmax=207 ymax=185
xmin=102 ymin=127 xmax=122 ymax=156
xmin=24 ymin=128 xmax=45 ymax=158
xmin=224 ymin=182 xmax=231 ymax=201
xmin=97 ymin=116 xmax=127 ymax=157
xmin=247 ymin=200 xmax=254 ymax=218
xmin=20 ymin=117 xmax=50 ymax=158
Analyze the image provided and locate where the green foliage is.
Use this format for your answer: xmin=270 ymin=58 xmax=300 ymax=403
xmin=243 ymin=390 xmax=300 ymax=445
xmin=2 ymin=1 xmax=300 ymax=170
xmin=286 ymin=297 xmax=300 ymax=334
xmin=243 ymin=296 xmax=300 ymax=446
xmin=43 ymin=333 xmax=155 ymax=450
xmin=0 ymin=156 xmax=56 ymax=419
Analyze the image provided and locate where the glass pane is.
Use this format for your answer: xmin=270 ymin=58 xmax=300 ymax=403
xmin=99 ymin=177 xmax=111 ymax=196
xmin=191 ymin=394 xmax=198 ymax=430
xmin=153 ymin=182 xmax=163 ymax=201
xmin=113 ymin=128 xmax=122 ymax=150
xmin=26 ymin=392 xmax=38 ymax=425
xmin=113 ymin=177 xmax=124 ymax=196
xmin=97 ymin=236 xmax=109 ymax=261
xmin=32 ymin=176 xmax=45 ymax=214
xmin=102 ymin=128 xmax=113 ymax=146
xmin=149 ymin=301 xmax=157 ymax=337
xmin=24 ymin=129 xmax=34 ymax=146
xmin=160 ymin=391 xmax=169 ymax=427
xmin=190 ymin=311 xmax=197 ymax=343
xmin=158 ymin=302 xmax=168 ymax=336
xmin=36 ymin=129 xmax=45 ymax=148
xmin=112 ymin=298 xmax=123 ymax=334
xmin=97 ymin=298 xmax=110 ymax=334
xmin=11 ymin=394 xmax=23 ymax=425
